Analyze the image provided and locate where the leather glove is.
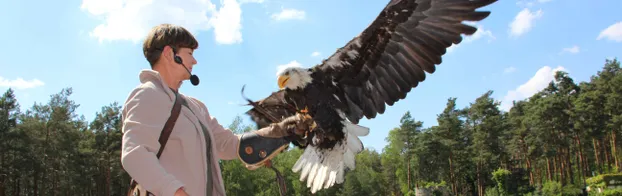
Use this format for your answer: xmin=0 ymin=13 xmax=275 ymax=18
xmin=254 ymin=113 xmax=314 ymax=138
xmin=239 ymin=113 xmax=314 ymax=171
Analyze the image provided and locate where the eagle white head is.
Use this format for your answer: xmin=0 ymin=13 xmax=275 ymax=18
xmin=277 ymin=67 xmax=312 ymax=90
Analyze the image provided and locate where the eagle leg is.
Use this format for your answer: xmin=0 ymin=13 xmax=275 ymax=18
xmin=292 ymin=107 xmax=318 ymax=144
xmin=297 ymin=106 xmax=318 ymax=133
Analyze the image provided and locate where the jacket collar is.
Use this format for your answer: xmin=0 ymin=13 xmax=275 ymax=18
xmin=138 ymin=69 xmax=178 ymax=101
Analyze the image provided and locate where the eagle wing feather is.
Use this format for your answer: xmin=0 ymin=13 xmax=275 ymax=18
xmin=313 ymin=0 xmax=497 ymax=124
xmin=244 ymin=90 xmax=297 ymax=129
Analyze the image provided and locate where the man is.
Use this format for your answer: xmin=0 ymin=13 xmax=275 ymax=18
xmin=120 ymin=24 xmax=309 ymax=196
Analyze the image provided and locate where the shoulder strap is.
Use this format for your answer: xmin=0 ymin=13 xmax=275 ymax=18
xmin=127 ymin=92 xmax=183 ymax=196
xmin=156 ymin=92 xmax=183 ymax=158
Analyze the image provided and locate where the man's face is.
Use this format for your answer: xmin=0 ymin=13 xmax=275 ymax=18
xmin=169 ymin=46 xmax=198 ymax=80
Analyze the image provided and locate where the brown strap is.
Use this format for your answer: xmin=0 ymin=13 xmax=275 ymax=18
xmin=128 ymin=93 xmax=182 ymax=196
xmin=156 ymin=93 xmax=183 ymax=158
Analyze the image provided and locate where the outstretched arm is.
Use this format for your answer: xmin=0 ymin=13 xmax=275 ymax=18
xmin=203 ymin=109 xmax=241 ymax=161
xmin=193 ymin=99 xmax=312 ymax=166
xmin=193 ymin=98 xmax=312 ymax=166
xmin=189 ymin=98 xmax=241 ymax=160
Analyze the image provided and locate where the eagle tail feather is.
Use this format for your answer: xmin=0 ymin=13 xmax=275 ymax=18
xmin=291 ymin=120 xmax=367 ymax=193
xmin=344 ymin=121 xmax=370 ymax=137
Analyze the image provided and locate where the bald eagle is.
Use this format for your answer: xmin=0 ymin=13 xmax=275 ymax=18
xmin=244 ymin=0 xmax=498 ymax=193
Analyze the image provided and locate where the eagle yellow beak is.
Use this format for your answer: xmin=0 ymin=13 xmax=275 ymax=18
xmin=278 ymin=75 xmax=290 ymax=89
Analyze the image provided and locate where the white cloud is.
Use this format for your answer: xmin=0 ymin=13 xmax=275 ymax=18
xmin=517 ymin=0 xmax=551 ymax=7
xmin=597 ymin=21 xmax=622 ymax=42
xmin=446 ymin=23 xmax=495 ymax=53
xmin=311 ymin=51 xmax=320 ymax=57
xmin=466 ymin=24 xmax=496 ymax=43
xmin=239 ymin=0 xmax=264 ymax=3
xmin=516 ymin=1 xmax=535 ymax=7
xmin=504 ymin=66 xmax=517 ymax=74
xmin=271 ymin=8 xmax=305 ymax=21
xmin=209 ymin=0 xmax=243 ymax=44
xmin=80 ymin=0 xmax=261 ymax=44
xmin=0 ymin=76 xmax=45 ymax=90
xmin=559 ymin=45 xmax=580 ymax=54
xmin=509 ymin=8 xmax=543 ymax=37
xmin=500 ymin=65 xmax=566 ymax=111
xmin=276 ymin=60 xmax=302 ymax=77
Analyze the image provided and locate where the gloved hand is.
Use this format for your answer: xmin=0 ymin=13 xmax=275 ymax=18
xmin=254 ymin=113 xmax=314 ymax=138
xmin=239 ymin=113 xmax=315 ymax=171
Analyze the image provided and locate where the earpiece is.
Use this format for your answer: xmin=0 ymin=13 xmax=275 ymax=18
xmin=174 ymin=55 xmax=183 ymax=64
xmin=170 ymin=46 xmax=200 ymax=86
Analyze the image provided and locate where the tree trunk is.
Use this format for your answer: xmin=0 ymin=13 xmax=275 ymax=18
xmin=1 ymin=147 xmax=5 ymax=196
xmin=449 ymin=151 xmax=457 ymax=195
xmin=14 ymin=175 xmax=19 ymax=196
xmin=612 ymin=130 xmax=619 ymax=171
xmin=576 ymin=135 xmax=588 ymax=180
xmin=576 ymin=146 xmax=584 ymax=186
xmin=415 ymin=173 xmax=419 ymax=189
xmin=582 ymin=141 xmax=591 ymax=178
xmin=522 ymin=139 xmax=534 ymax=185
xmin=53 ymin=160 xmax=57 ymax=196
xmin=106 ymin=156 xmax=111 ymax=196
xmin=594 ymin=138 xmax=602 ymax=174
xmin=553 ymin=154 xmax=566 ymax=185
xmin=564 ymin=154 xmax=567 ymax=183
xmin=537 ymin=165 xmax=543 ymax=185
xmin=547 ymin=157 xmax=552 ymax=181
xmin=407 ymin=156 xmax=411 ymax=192
xmin=527 ymin=157 xmax=534 ymax=185
xmin=34 ymin=170 xmax=38 ymax=196
xmin=566 ymin=146 xmax=574 ymax=184
xmin=477 ymin=161 xmax=483 ymax=196
xmin=603 ymin=138 xmax=611 ymax=171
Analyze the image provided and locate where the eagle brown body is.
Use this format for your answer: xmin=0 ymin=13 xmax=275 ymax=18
xmin=243 ymin=0 xmax=499 ymax=193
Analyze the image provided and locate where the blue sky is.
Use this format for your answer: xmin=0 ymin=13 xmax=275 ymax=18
xmin=1 ymin=0 xmax=621 ymax=151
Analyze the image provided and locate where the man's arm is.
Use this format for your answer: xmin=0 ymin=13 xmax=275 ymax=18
xmin=121 ymin=86 xmax=185 ymax=196
xmin=192 ymin=98 xmax=310 ymax=165
xmin=190 ymin=98 xmax=241 ymax=160
xmin=205 ymin=112 xmax=241 ymax=160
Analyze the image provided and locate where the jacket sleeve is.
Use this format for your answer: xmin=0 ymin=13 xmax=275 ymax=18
xmin=193 ymin=99 xmax=241 ymax=160
xmin=120 ymin=85 xmax=184 ymax=196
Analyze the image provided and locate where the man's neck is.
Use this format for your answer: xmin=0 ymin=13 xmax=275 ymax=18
xmin=153 ymin=64 xmax=181 ymax=92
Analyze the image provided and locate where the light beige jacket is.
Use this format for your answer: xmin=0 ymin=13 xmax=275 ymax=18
xmin=121 ymin=70 xmax=240 ymax=196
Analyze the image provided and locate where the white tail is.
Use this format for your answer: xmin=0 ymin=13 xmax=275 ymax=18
xmin=291 ymin=120 xmax=369 ymax=194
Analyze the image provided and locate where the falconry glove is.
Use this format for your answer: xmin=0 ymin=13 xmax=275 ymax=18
xmin=238 ymin=113 xmax=313 ymax=169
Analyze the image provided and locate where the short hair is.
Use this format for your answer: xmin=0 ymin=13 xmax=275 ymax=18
xmin=142 ymin=24 xmax=199 ymax=67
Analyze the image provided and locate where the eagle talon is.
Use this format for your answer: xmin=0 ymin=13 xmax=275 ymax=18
xmin=294 ymin=107 xmax=317 ymax=137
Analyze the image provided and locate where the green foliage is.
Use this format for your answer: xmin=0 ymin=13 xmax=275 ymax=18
xmin=587 ymin=173 xmax=622 ymax=190
xmin=491 ymin=168 xmax=511 ymax=195
xmin=1 ymin=56 xmax=622 ymax=196
xmin=601 ymin=188 xmax=622 ymax=196
xmin=542 ymin=181 xmax=563 ymax=196
xmin=561 ymin=183 xmax=584 ymax=196
xmin=484 ymin=187 xmax=501 ymax=196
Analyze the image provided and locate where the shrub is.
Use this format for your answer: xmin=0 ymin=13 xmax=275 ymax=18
xmin=587 ymin=173 xmax=622 ymax=190
xmin=602 ymin=188 xmax=622 ymax=196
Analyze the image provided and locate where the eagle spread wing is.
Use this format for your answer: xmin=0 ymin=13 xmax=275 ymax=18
xmin=243 ymin=0 xmax=497 ymax=193
xmin=316 ymin=0 xmax=497 ymax=124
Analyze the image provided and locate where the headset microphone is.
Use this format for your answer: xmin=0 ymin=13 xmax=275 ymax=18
xmin=174 ymin=55 xmax=200 ymax=86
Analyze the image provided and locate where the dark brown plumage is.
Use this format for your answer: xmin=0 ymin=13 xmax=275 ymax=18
xmin=242 ymin=0 xmax=498 ymax=193
xmin=313 ymin=0 xmax=497 ymax=124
